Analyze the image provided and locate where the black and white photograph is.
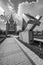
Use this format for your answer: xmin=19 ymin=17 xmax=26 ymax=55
xmin=0 ymin=0 xmax=43 ymax=65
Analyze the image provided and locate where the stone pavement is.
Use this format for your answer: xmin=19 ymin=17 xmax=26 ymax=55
xmin=14 ymin=36 xmax=43 ymax=65
xmin=0 ymin=36 xmax=33 ymax=65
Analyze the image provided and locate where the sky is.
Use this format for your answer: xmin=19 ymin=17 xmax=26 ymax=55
xmin=0 ymin=0 xmax=43 ymax=17
xmin=0 ymin=0 xmax=43 ymax=19
xmin=0 ymin=7 xmax=4 ymax=15
xmin=0 ymin=0 xmax=43 ymax=31
xmin=0 ymin=0 xmax=36 ymax=12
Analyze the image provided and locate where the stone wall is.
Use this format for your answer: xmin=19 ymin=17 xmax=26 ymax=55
xmin=19 ymin=30 xmax=29 ymax=44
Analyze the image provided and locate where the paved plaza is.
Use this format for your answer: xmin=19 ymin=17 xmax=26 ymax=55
xmin=0 ymin=36 xmax=32 ymax=65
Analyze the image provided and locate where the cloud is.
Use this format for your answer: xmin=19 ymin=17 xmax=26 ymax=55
xmin=0 ymin=6 xmax=4 ymax=15
xmin=38 ymin=0 xmax=43 ymax=4
xmin=0 ymin=0 xmax=15 ymax=18
xmin=17 ymin=0 xmax=38 ymax=16
xmin=17 ymin=0 xmax=43 ymax=18
xmin=8 ymin=4 xmax=13 ymax=11
xmin=0 ymin=0 xmax=38 ymax=14
xmin=9 ymin=0 xmax=14 ymax=6
xmin=10 ymin=0 xmax=37 ymax=12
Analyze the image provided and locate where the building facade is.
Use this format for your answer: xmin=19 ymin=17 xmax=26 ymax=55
xmin=6 ymin=15 xmax=17 ymax=35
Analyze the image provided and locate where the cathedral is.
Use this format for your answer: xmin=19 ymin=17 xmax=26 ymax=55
xmin=6 ymin=14 xmax=17 ymax=35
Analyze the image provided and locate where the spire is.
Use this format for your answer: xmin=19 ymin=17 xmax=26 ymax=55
xmin=9 ymin=14 xmax=14 ymax=23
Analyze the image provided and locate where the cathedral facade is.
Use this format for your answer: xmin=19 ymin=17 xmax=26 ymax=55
xmin=6 ymin=15 xmax=17 ymax=34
